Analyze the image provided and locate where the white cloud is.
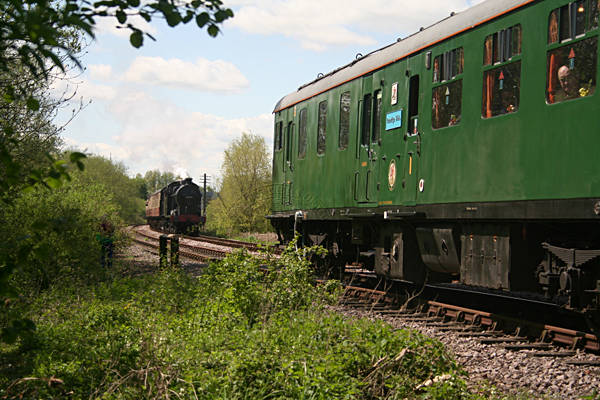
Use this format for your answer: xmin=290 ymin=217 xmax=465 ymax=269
xmin=67 ymin=89 xmax=273 ymax=180
xmin=93 ymin=14 xmax=158 ymax=38
xmin=123 ymin=56 xmax=250 ymax=93
xmin=51 ymin=78 xmax=117 ymax=104
xmin=227 ymin=0 xmax=482 ymax=50
xmin=89 ymin=64 xmax=113 ymax=81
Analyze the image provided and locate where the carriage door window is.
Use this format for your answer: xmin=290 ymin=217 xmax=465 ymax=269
xmin=408 ymin=75 xmax=419 ymax=135
xmin=339 ymin=91 xmax=351 ymax=150
xmin=317 ymin=100 xmax=327 ymax=155
xmin=298 ymin=108 xmax=307 ymax=159
xmin=285 ymin=121 xmax=293 ymax=165
xmin=274 ymin=121 xmax=283 ymax=151
xmin=361 ymin=93 xmax=372 ymax=145
xmin=372 ymin=90 xmax=382 ymax=144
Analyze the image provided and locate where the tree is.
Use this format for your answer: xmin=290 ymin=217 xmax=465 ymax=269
xmin=1 ymin=0 xmax=234 ymax=192
xmin=206 ymin=133 xmax=272 ymax=235
xmin=71 ymin=154 xmax=146 ymax=224
xmin=142 ymin=169 xmax=182 ymax=194
xmin=0 ymin=0 xmax=234 ymax=78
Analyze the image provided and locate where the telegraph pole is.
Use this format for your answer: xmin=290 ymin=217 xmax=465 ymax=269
xmin=203 ymin=173 xmax=207 ymax=216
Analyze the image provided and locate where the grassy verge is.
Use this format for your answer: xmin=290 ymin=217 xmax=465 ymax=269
xmin=1 ymin=244 xmax=504 ymax=399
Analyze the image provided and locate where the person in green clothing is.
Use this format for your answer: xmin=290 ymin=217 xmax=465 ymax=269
xmin=96 ymin=217 xmax=114 ymax=268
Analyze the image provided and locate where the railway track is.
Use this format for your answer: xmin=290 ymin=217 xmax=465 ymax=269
xmin=339 ymin=282 xmax=600 ymax=362
xmin=132 ymin=225 xmax=260 ymax=261
xmin=337 ymin=283 xmax=600 ymax=398
xmin=184 ymin=233 xmax=280 ymax=254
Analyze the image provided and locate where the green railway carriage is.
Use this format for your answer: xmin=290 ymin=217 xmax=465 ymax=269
xmin=269 ymin=0 xmax=600 ymax=318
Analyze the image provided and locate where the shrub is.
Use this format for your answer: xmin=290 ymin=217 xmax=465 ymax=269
xmin=0 ymin=181 xmax=120 ymax=295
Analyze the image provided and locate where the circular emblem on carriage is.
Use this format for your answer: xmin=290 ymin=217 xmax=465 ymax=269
xmin=419 ymin=179 xmax=425 ymax=192
xmin=594 ymin=200 xmax=600 ymax=216
xmin=388 ymin=160 xmax=397 ymax=190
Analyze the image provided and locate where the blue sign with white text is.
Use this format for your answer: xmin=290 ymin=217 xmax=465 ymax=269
xmin=385 ymin=110 xmax=403 ymax=131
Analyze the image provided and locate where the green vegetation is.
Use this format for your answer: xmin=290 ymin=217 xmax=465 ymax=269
xmin=1 ymin=0 xmax=234 ymax=345
xmin=206 ymin=132 xmax=272 ymax=236
xmin=140 ymin=169 xmax=183 ymax=194
xmin=0 ymin=246 xmax=485 ymax=399
xmin=0 ymin=180 xmax=119 ymax=296
xmin=71 ymin=155 xmax=147 ymax=224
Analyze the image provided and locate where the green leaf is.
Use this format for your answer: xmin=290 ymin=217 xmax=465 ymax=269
xmin=182 ymin=11 xmax=194 ymax=24
xmin=127 ymin=0 xmax=140 ymax=6
xmin=165 ymin=11 xmax=181 ymax=27
xmin=196 ymin=12 xmax=210 ymax=28
xmin=214 ymin=10 xmax=228 ymax=22
xmin=207 ymin=24 xmax=219 ymax=37
xmin=116 ymin=10 xmax=127 ymax=24
xmin=130 ymin=30 xmax=143 ymax=48
xmin=139 ymin=11 xmax=151 ymax=22
xmin=26 ymin=97 xmax=40 ymax=111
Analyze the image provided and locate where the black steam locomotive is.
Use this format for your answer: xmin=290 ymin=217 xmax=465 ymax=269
xmin=145 ymin=178 xmax=205 ymax=234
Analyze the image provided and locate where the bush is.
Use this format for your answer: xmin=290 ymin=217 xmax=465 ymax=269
xmin=0 ymin=246 xmax=481 ymax=399
xmin=0 ymin=181 xmax=120 ymax=295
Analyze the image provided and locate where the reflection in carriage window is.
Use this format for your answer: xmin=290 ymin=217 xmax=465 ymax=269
xmin=338 ymin=91 xmax=350 ymax=150
xmin=482 ymin=62 xmax=521 ymax=118
xmin=592 ymin=0 xmax=599 ymax=29
xmin=546 ymin=36 xmax=597 ymax=103
xmin=372 ymin=90 xmax=382 ymax=143
xmin=274 ymin=121 xmax=283 ymax=151
xmin=576 ymin=0 xmax=587 ymax=36
xmin=298 ymin=108 xmax=307 ymax=158
xmin=432 ymin=48 xmax=463 ymax=83
xmin=549 ymin=1 xmax=599 ymax=44
xmin=549 ymin=10 xmax=559 ymax=43
xmin=317 ymin=100 xmax=327 ymax=155
xmin=484 ymin=25 xmax=522 ymax=65
xmin=432 ymin=80 xmax=462 ymax=129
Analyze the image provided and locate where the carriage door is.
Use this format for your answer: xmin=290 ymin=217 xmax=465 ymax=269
xmin=283 ymin=120 xmax=294 ymax=205
xmin=355 ymin=76 xmax=382 ymax=203
xmin=404 ymin=73 xmax=420 ymax=205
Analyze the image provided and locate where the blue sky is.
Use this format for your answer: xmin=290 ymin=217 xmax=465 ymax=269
xmin=56 ymin=0 xmax=483 ymax=183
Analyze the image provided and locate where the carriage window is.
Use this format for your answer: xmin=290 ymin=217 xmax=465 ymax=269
xmin=432 ymin=47 xmax=463 ymax=129
xmin=432 ymin=80 xmax=462 ymax=129
xmin=549 ymin=1 xmax=599 ymax=44
xmin=372 ymin=90 xmax=382 ymax=143
xmin=339 ymin=91 xmax=350 ymax=150
xmin=274 ymin=121 xmax=283 ymax=151
xmin=482 ymin=25 xmax=522 ymax=118
xmin=298 ymin=108 xmax=307 ymax=159
xmin=483 ymin=25 xmax=522 ymax=66
xmin=546 ymin=36 xmax=597 ymax=103
xmin=482 ymin=62 xmax=521 ymax=117
xmin=433 ymin=47 xmax=463 ymax=82
xmin=317 ymin=100 xmax=327 ymax=155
